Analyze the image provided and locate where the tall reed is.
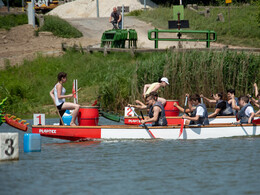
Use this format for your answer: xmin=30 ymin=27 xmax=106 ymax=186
xmin=0 ymin=50 xmax=259 ymax=115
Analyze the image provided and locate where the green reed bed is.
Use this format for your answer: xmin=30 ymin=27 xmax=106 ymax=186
xmin=0 ymin=50 xmax=259 ymax=116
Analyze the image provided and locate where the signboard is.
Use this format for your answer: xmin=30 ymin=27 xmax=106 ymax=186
xmin=33 ymin=114 xmax=45 ymax=125
xmin=0 ymin=133 xmax=19 ymax=161
xmin=226 ymin=0 xmax=232 ymax=3
xmin=124 ymin=107 xmax=135 ymax=117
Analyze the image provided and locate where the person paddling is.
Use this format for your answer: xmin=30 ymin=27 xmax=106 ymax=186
xmin=174 ymin=94 xmax=196 ymax=115
xmin=129 ymin=92 xmax=167 ymax=126
xmin=227 ymin=89 xmax=239 ymax=115
xmin=50 ymin=72 xmax=80 ymax=126
xmin=182 ymin=94 xmax=209 ymax=126
xmin=143 ymin=77 xmax=169 ymax=106
xmin=200 ymin=93 xmax=233 ymax=118
xmin=248 ymin=83 xmax=260 ymax=108
xmin=236 ymin=96 xmax=255 ymax=124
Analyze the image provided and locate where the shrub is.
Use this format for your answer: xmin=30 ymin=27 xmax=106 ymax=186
xmin=40 ymin=15 xmax=83 ymax=38
xmin=0 ymin=14 xmax=28 ymax=30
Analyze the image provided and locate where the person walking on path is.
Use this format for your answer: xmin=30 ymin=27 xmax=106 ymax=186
xmin=109 ymin=7 xmax=122 ymax=29
xmin=50 ymin=72 xmax=80 ymax=126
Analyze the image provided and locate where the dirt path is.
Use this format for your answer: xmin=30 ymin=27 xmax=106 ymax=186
xmin=0 ymin=16 xmax=251 ymax=69
xmin=0 ymin=24 xmax=92 ymax=69
xmin=66 ymin=16 xmax=210 ymax=49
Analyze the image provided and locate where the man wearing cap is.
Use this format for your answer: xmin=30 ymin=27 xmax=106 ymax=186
xmin=143 ymin=77 xmax=169 ymax=106
xmin=109 ymin=7 xmax=122 ymax=29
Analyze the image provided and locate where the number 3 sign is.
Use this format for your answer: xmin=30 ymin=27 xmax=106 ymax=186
xmin=0 ymin=133 xmax=19 ymax=161
xmin=33 ymin=114 xmax=45 ymax=125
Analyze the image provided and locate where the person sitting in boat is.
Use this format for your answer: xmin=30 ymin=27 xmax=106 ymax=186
xmin=254 ymin=83 xmax=260 ymax=104
xmin=182 ymin=94 xmax=209 ymax=126
xmin=143 ymin=77 xmax=169 ymax=106
xmin=247 ymin=83 xmax=260 ymax=109
xmin=50 ymin=72 xmax=80 ymax=126
xmin=200 ymin=93 xmax=233 ymax=118
xmin=227 ymin=89 xmax=239 ymax=115
xmin=236 ymin=96 xmax=255 ymax=124
xmin=128 ymin=92 xmax=167 ymax=126
xmin=174 ymin=94 xmax=196 ymax=115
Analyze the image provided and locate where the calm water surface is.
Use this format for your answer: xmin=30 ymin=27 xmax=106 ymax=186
xmin=0 ymin=117 xmax=260 ymax=195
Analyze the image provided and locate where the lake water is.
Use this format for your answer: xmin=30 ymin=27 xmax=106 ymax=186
xmin=0 ymin=117 xmax=260 ymax=195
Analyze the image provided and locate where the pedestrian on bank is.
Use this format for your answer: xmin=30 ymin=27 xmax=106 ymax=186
xmin=109 ymin=7 xmax=122 ymax=29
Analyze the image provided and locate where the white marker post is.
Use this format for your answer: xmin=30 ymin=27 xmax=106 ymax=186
xmin=73 ymin=79 xmax=78 ymax=104
xmin=0 ymin=133 xmax=19 ymax=161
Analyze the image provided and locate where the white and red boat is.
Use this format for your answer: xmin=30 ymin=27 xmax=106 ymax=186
xmin=124 ymin=115 xmax=260 ymax=125
xmin=32 ymin=123 xmax=260 ymax=141
xmin=31 ymin=104 xmax=260 ymax=141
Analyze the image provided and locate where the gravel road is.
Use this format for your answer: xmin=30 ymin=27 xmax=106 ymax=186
xmin=66 ymin=16 xmax=207 ymax=49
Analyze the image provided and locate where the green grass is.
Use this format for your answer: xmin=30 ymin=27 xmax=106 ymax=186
xmin=0 ymin=50 xmax=259 ymax=117
xmin=135 ymin=5 xmax=260 ymax=48
xmin=39 ymin=15 xmax=83 ymax=38
xmin=0 ymin=14 xmax=28 ymax=30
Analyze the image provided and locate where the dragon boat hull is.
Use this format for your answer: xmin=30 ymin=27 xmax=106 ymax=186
xmin=32 ymin=124 xmax=260 ymax=141
xmin=124 ymin=115 xmax=260 ymax=125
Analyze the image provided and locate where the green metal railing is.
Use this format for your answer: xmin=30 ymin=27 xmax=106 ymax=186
xmin=101 ymin=29 xmax=137 ymax=48
xmin=148 ymin=29 xmax=217 ymax=48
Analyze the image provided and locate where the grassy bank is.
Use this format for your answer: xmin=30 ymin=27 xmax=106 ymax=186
xmin=39 ymin=15 xmax=83 ymax=38
xmin=0 ymin=14 xmax=28 ymax=30
xmin=134 ymin=5 xmax=260 ymax=48
xmin=0 ymin=50 xmax=259 ymax=117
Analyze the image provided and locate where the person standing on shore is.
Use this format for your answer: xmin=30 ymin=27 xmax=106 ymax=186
xmin=50 ymin=72 xmax=80 ymax=126
xmin=109 ymin=7 xmax=122 ymax=29
xmin=143 ymin=77 xmax=169 ymax=106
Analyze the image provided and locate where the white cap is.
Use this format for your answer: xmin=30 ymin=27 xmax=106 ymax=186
xmin=161 ymin=77 xmax=169 ymax=85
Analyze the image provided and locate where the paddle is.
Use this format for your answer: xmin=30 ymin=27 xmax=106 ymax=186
xmin=73 ymin=87 xmax=81 ymax=95
xmin=128 ymin=106 xmax=156 ymax=139
xmin=179 ymin=96 xmax=188 ymax=138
